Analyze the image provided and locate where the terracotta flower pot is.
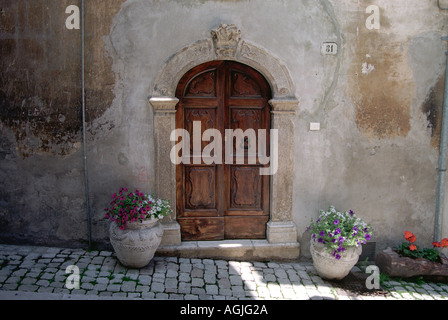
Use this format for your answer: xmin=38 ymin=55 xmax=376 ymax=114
xmin=310 ymin=240 xmax=362 ymax=281
xmin=109 ymin=218 xmax=163 ymax=268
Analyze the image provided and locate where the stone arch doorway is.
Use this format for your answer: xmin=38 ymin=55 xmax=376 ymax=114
xmin=175 ymin=60 xmax=272 ymax=241
xmin=149 ymin=24 xmax=300 ymax=259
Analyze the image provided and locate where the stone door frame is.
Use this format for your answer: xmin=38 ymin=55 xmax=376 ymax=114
xmin=149 ymin=24 xmax=299 ymax=248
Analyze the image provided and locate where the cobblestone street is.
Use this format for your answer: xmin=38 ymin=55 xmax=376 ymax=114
xmin=1 ymin=244 xmax=448 ymax=301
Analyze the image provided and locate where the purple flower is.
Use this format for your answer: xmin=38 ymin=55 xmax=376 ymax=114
xmin=335 ymin=253 xmax=341 ymax=260
xmin=338 ymin=236 xmax=344 ymax=244
xmin=365 ymin=234 xmax=371 ymax=241
xmin=320 ymin=231 xmax=325 ymax=237
xmin=335 ymin=228 xmax=341 ymax=235
xmin=333 ymin=220 xmax=339 ymax=225
xmin=318 ymin=237 xmax=324 ymax=243
xmin=349 ymin=210 xmax=354 ymax=215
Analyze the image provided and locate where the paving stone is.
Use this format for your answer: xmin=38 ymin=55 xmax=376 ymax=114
xmin=166 ymin=269 xmax=178 ymax=278
xmin=169 ymin=293 xmax=184 ymax=300
xmin=40 ymin=273 xmax=55 ymax=280
xmin=112 ymin=292 xmax=127 ymax=298
xmin=136 ymin=285 xmax=150 ymax=293
xmin=107 ymin=284 xmax=121 ymax=292
xmin=94 ymin=283 xmax=108 ymax=291
xmin=191 ymin=278 xmax=204 ymax=287
xmin=204 ymin=272 xmax=216 ymax=284
xmin=99 ymin=291 xmax=113 ymax=297
xmin=99 ymin=251 xmax=113 ymax=257
xmin=37 ymin=286 xmax=54 ymax=293
xmin=206 ymin=284 xmax=219 ymax=295
xmin=18 ymin=284 xmax=38 ymax=292
xmin=138 ymin=275 xmax=152 ymax=285
xmin=263 ymin=273 xmax=276 ymax=282
xmin=217 ymin=269 xmax=229 ymax=278
xmin=121 ymin=281 xmax=137 ymax=292
xmin=274 ymin=269 xmax=288 ymax=279
xmin=179 ymin=272 xmax=191 ymax=282
xmin=151 ymin=282 xmax=165 ymax=293
xmin=179 ymin=263 xmax=192 ymax=273
xmin=229 ymin=275 xmax=243 ymax=286
xmin=125 ymin=269 xmax=140 ymax=280
xmin=141 ymin=292 xmax=156 ymax=299
xmin=191 ymin=287 xmax=206 ymax=295
xmin=36 ymin=280 xmax=50 ymax=287
xmin=165 ymin=278 xmax=178 ymax=290
xmin=2 ymin=283 xmax=19 ymax=290
xmin=178 ymin=282 xmax=191 ymax=294
xmin=191 ymin=268 xmax=203 ymax=278
xmin=218 ymin=278 xmax=231 ymax=289
xmin=155 ymin=293 xmax=169 ymax=299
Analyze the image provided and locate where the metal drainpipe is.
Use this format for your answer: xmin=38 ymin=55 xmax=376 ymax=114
xmin=435 ymin=1 xmax=448 ymax=241
xmin=435 ymin=52 xmax=448 ymax=242
xmin=81 ymin=0 xmax=92 ymax=250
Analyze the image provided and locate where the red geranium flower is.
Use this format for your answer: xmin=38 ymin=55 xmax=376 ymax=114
xmin=409 ymin=244 xmax=417 ymax=251
xmin=404 ymin=230 xmax=416 ymax=243
xmin=433 ymin=241 xmax=442 ymax=248
xmin=441 ymin=238 xmax=448 ymax=248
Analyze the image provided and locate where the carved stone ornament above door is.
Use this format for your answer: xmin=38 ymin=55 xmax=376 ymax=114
xmin=211 ymin=23 xmax=241 ymax=58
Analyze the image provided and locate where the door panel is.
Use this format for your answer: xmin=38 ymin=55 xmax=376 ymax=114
xmin=224 ymin=216 xmax=270 ymax=239
xmin=231 ymin=71 xmax=262 ymax=98
xmin=184 ymin=166 xmax=216 ymax=211
xmin=185 ymin=69 xmax=217 ymax=98
xmin=184 ymin=108 xmax=218 ymax=157
xmin=176 ymin=61 xmax=271 ymax=241
xmin=230 ymin=166 xmax=261 ymax=209
xmin=180 ymin=217 xmax=224 ymax=241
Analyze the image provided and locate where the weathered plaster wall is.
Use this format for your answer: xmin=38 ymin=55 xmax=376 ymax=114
xmin=1 ymin=0 xmax=447 ymax=254
xmin=0 ymin=0 xmax=126 ymax=247
xmin=297 ymin=0 xmax=448 ymax=254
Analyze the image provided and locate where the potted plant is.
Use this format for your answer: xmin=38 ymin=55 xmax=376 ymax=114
xmin=104 ymin=187 xmax=172 ymax=268
xmin=375 ymin=231 xmax=448 ymax=280
xmin=307 ymin=205 xmax=373 ymax=281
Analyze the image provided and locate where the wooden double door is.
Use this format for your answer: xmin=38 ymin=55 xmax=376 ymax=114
xmin=175 ymin=61 xmax=271 ymax=241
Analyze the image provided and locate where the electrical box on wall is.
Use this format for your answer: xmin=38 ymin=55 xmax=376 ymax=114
xmin=310 ymin=122 xmax=321 ymax=131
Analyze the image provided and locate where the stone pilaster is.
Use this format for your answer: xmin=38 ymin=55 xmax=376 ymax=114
xmin=267 ymin=98 xmax=299 ymax=244
xmin=149 ymin=97 xmax=181 ymax=246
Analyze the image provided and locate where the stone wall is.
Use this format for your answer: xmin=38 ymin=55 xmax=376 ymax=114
xmin=0 ymin=0 xmax=447 ymax=255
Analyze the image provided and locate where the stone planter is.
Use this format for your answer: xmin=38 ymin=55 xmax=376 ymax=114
xmin=109 ymin=218 xmax=163 ymax=268
xmin=375 ymin=247 xmax=448 ymax=281
xmin=310 ymin=240 xmax=362 ymax=281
